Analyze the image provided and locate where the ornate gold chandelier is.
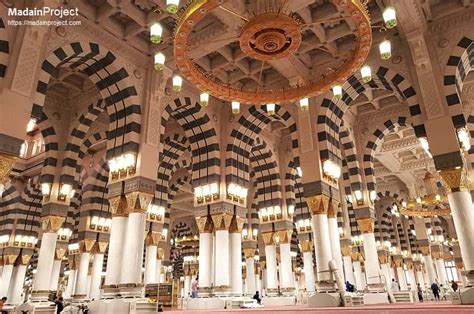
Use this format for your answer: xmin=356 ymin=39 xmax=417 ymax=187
xmin=150 ymin=0 xmax=398 ymax=110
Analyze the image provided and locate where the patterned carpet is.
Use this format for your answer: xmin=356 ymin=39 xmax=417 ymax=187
xmin=167 ymin=302 xmax=474 ymax=314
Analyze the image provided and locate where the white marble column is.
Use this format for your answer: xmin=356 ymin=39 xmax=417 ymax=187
xmin=120 ymin=212 xmax=146 ymax=285
xmin=407 ymin=268 xmax=417 ymax=291
xmin=156 ymin=259 xmax=162 ymax=284
xmin=74 ymin=252 xmax=91 ymax=297
xmin=328 ymin=216 xmax=343 ymax=274
xmin=104 ymin=216 xmax=127 ymax=285
xmin=33 ymin=232 xmax=58 ymax=293
xmin=65 ymin=269 xmax=77 ymax=298
xmin=311 ymin=214 xmax=333 ymax=281
xmin=361 ymin=232 xmax=381 ymax=285
xmin=198 ymin=231 xmax=213 ymax=289
xmin=353 ymin=261 xmax=365 ymax=290
xmin=49 ymin=259 xmax=62 ymax=292
xmin=416 ymin=269 xmax=425 ymax=288
xmin=256 ymin=273 xmax=262 ymax=294
xmin=86 ymin=275 xmax=92 ymax=298
xmin=0 ymin=264 xmax=14 ymax=297
xmin=303 ymin=251 xmax=316 ymax=292
xmin=380 ymin=263 xmax=392 ymax=289
xmin=7 ymin=265 xmax=27 ymax=305
xmin=245 ymin=257 xmax=256 ymax=295
xmin=89 ymin=253 xmax=104 ymax=300
xmin=230 ymin=231 xmax=243 ymax=295
xmin=214 ymin=228 xmax=230 ymax=289
xmin=265 ymin=245 xmax=278 ymax=291
xmin=396 ymin=267 xmax=408 ymax=290
xmin=184 ymin=275 xmax=191 ymax=298
xmin=447 ymin=190 xmax=474 ymax=284
xmin=434 ymin=258 xmax=447 ymax=285
xmin=144 ymin=245 xmax=158 ymax=285
xmin=279 ymin=242 xmax=294 ymax=291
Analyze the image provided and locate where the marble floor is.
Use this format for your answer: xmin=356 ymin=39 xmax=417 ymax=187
xmin=167 ymin=302 xmax=474 ymax=314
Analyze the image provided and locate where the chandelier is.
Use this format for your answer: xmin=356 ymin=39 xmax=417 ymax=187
xmin=150 ymin=0 xmax=398 ymax=109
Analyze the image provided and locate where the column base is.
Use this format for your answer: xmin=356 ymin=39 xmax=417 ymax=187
xmin=30 ymin=290 xmax=53 ymax=302
xmin=72 ymin=294 xmax=90 ymax=302
xmin=367 ymin=283 xmax=386 ymax=292
xmin=316 ymin=280 xmax=338 ymax=292
xmin=266 ymin=288 xmax=279 ymax=296
xmin=89 ymin=298 xmax=157 ymax=313
xmin=307 ymin=292 xmax=340 ymax=307
xmin=213 ymin=285 xmax=231 ymax=296
xmin=363 ymin=292 xmax=389 ymax=304
xmin=280 ymin=287 xmax=296 ymax=295
xmin=118 ymin=284 xmax=144 ymax=298
xmin=197 ymin=286 xmax=213 ymax=296
xmin=452 ymin=286 xmax=474 ymax=305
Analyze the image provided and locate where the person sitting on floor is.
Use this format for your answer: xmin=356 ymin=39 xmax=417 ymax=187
xmin=253 ymin=291 xmax=262 ymax=304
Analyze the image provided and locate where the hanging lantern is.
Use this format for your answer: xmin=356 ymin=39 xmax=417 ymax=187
xmin=383 ymin=7 xmax=397 ymax=29
xmin=150 ymin=23 xmax=163 ymax=44
xmin=154 ymin=52 xmax=165 ymax=70
xmin=172 ymin=75 xmax=183 ymax=92
xmin=379 ymin=39 xmax=392 ymax=60
xmin=166 ymin=0 xmax=179 ymax=14
xmin=199 ymin=92 xmax=209 ymax=107
xmin=299 ymin=98 xmax=309 ymax=111
xmin=266 ymin=103 xmax=276 ymax=115
xmin=332 ymin=85 xmax=342 ymax=100
xmin=231 ymin=101 xmax=240 ymax=114
xmin=360 ymin=65 xmax=372 ymax=83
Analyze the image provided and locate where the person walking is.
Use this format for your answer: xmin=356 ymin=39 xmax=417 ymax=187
xmin=451 ymin=280 xmax=459 ymax=292
xmin=417 ymin=283 xmax=423 ymax=302
xmin=431 ymin=282 xmax=440 ymax=301
xmin=191 ymin=276 xmax=199 ymax=298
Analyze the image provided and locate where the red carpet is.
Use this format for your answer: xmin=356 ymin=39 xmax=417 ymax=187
xmin=167 ymin=302 xmax=474 ymax=313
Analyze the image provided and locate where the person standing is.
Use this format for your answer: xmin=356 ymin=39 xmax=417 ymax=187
xmin=391 ymin=279 xmax=400 ymax=292
xmin=417 ymin=283 xmax=423 ymax=302
xmin=431 ymin=282 xmax=440 ymax=301
xmin=191 ymin=276 xmax=199 ymax=298
xmin=54 ymin=297 xmax=65 ymax=314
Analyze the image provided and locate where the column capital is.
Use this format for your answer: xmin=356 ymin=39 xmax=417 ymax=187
xmin=3 ymin=253 xmax=18 ymax=265
xmin=340 ymin=245 xmax=352 ymax=257
xmin=392 ymin=256 xmax=403 ymax=267
xmin=300 ymin=240 xmax=313 ymax=253
xmin=229 ymin=216 xmax=245 ymax=233
xmin=211 ymin=213 xmax=233 ymax=231
xmin=17 ymin=254 xmax=32 ymax=266
xmin=55 ymin=247 xmax=67 ymax=260
xmin=79 ymin=239 xmax=96 ymax=253
xmin=0 ymin=153 xmax=17 ymax=183
xmin=439 ymin=167 xmax=469 ymax=192
xmin=157 ymin=247 xmax=165 ymax=260
xmin=305 ymin=194 xmax=330 ymax=215
xmin=108 ymin=193 xmax=129 ymax=217
xmin=275 ymin=230 xmax=292 ymax=244
xmin=195 ymin=216 xmax=213 ymax=233
xmin=327 ymin=199 xmax=339 ymax=218
xmin=145 ymin=231 xmax=161 ymax=246
xmin=356 ymin=217 xmax=375 ymax=234
xmin=261 ymin=232 xmax=274 ymax=246
xmin=243 ymin=248 xmax=256 ymax=259
xmin=91 ymin=241 xmax=109 ymax=254
xmin=125 ymin=191 xmax=154 ymax=214
xmin=419 ymin=245 xmax=430 ymax=255
xmin=40 ymin=215 xmax=65 ymax=233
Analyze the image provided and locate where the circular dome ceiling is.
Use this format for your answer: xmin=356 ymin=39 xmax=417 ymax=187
xmin=174 ymin=0 xmax=372 ymax=104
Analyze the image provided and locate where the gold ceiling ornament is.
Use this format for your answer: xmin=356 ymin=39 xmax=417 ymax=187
xmin=305 ymin=194 xmax=330 ymax=215
xmin=439 ymin=167 xmax=468 ymax=192
xmin=0 ymin=153 xmax=17 ymax=183
xmin=173 ymin=0 xmax=373 ymax=104
xmin=356 ymin=217 xmax=375 ymax=234
xmin=40 ymin=215 xmax=65 ymax=233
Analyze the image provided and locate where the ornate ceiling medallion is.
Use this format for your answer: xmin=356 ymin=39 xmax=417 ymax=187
xmin=174 ymin=0 xmax=372 ymax=105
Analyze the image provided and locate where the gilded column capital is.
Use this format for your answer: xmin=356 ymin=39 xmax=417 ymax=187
xmin=392 ymin=256 xmax=403 ymax=267
xmin=378 ymin=255 xmax=388 ymax=264
xmin=55 ymin=248 xmax=67 ymax=260
xmin=18 ymin=254 xmax=32 ymax=266
xmin=0 ymin=153 xmax=17 ymax=183
xmin=455 ymin=260 xmax=464 ymax=269
xmin=195 ymin=216 xmax=213 ymax=233
xmin=3 ymin=254 xmax=18 ymax=265
xmin=92 ymin=241 xmax=109 ymax=254
xmin=439 ymin=167 xmax=468 ymax=192
xmin=40 ymin=215 xmax=65 ymax=233
xmin=431 ymin=250 xmax=443 ymax=259
xmin=229 ymin=216 xmax=246 ymax=233
xmin=79 ymin=239 xmax=96 ymax=253
xmin=125 ymin=191 xmax=153 ymax=214
xmin=211 ymin=213 xmax=233 ymax=231
xmin=305 ymin=194 xmax=330 ymax=215
xmin=356 ymin=217 xmax=375 ymax=233
xmin=351 ymin=251 xmax=363 ymax=262
xmin=341 ymin=245 xmax=352 ymax=257
xmin=327 ymin=199 xmax=339 ymax=218
xmin=145 ymin=231 xmax=161 ymax=246
xmin=275 ymin=230 xmax=292 ymax=244
xmin=243 ymin=248 xmax=256 ymax=259
xmin=157 ymin=247 xmax=165 ymax=260
xmin=419 ymin=245 xmax=430 ymax=256
xmin=261 ymin=232 xmax=274 ymax=246
xmin=108 ymin=194 xmax=128 ymax=217
xmin=300 ymin=240 xmax=313 ymax=253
